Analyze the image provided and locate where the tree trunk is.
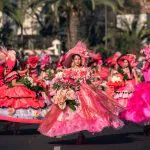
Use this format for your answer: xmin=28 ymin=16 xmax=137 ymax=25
xmin=20 ymin=25 xmax=24 ymax=49
xmin=108 ymin=9 xmax=116 ymax=51
xmin=67 ymin=9 xmax=79 ymax=49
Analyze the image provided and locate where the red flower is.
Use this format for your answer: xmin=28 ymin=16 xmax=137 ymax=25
xmin=27 ymin=56 xmax=39 ymax=68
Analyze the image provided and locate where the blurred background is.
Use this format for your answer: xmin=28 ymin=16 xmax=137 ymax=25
xmin=0 ymin=0 xmax=150 ymax=57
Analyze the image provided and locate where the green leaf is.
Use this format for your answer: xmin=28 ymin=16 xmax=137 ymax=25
xmin=66 ymin=100 xmax=78 ymax=111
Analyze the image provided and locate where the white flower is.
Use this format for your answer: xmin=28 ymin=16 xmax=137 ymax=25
xmin=51 ymin=69 xmax=55 ymax=74
xmin=66 ymin=88 xmax=76 ymax=100
xmin=111 ymin=76 xmax=122 ymax=83
xmin=27 ymin=76 xmax=34 ymax=84
xmin=32 ymin=82 xmax=37 ymax=86
xmin=100 ymin=81 xmax=107 ymax=87
xmin=55 ymin=71 xmax=63 ymax=79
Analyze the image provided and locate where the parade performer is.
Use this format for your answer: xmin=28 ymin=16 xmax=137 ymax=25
xmin=112 ymin=54 xmax=138 ymax=107
xmin=105 ymin=52 xmax=122 ymax=97
xmin=120 ymin=45 xmax=150 ymax=126
xmin=88 ymin=52 xmax=109 ymax=90
xmin=0 ymin=48 xmax=49 ymax=124
xmin=38 ymin=42 xmax=124 ymax=143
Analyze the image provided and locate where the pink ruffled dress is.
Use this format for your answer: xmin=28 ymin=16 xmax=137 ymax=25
xmin=113 ymin=70 xmax=136 ymax=107
xmin=120 ymin=65 xmax=150 ymax=123
xmin=38 ymin=67 xmax=124 ymax=137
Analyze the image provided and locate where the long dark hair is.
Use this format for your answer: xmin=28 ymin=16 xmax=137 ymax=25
xmin=118 ymin=58 xmax=132 ymax=75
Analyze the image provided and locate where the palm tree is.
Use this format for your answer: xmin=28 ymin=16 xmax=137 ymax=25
xmin=114 ymin=16 xmax=150 ymax=54
xmin=0 ymin=0 xmax=125 ymax=49
xmin=53 ymin=0 xmax=125 ymax=49
xmin=0 ymin=0 xmax=26 ymax=47
xmin=30 ymin=0 xmax=124 ymax=49
xmin=0 ymin=0 xmax=45 ymax=48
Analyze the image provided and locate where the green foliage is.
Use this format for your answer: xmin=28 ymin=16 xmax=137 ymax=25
xmin=117 ymin=68 xmax=129 ymax=80
xmin=0 ymin=22 xmax=14 ymax=46
xmin=53 ymin=82 xmax=62 ymax=90
xmin=115 ymin=16 xmax=150 ymax=54
xmin=18 ymin=76 xmax=45 ymax=92
xmin=30 ymin=0 xmax=124 ymax=48
xmin=66 ymin=100 xmax=78 ymax=111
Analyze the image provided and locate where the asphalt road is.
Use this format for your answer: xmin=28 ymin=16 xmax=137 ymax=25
xmin=0 ymin=121 xmax=150 ymax=150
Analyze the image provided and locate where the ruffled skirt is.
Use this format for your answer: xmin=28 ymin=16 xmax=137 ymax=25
xmin=38 ymin=83 xmax=124 ymax=137
xmin=0 ymin=85 xmax=50 ymax=124
xmin=120 ymin=82 xmax=150 ymax=123
xmin=113 ymin=80 xmax=136 ymax=107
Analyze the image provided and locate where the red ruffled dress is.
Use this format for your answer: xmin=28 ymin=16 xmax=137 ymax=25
xmin=0 ymin=65 xmax=49 ymax=124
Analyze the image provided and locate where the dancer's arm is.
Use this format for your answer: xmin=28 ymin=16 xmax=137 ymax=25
xmin=11 ymin=79 xmax=24 ymax=86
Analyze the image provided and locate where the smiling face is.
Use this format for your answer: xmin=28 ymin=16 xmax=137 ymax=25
xmin=72 ymin=54 xmax=82 ymax=67
xmin=123 ymin=59 xmax=129 ymax=68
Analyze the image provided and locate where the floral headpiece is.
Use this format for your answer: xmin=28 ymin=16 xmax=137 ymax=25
xmin=117 ymin=54 xmax=137 ymax=67
xmin=62 ymin=41 xmax=89 ymax=68
xmin=105 ymin=52 xmax=122 ymax=67
xmin=0 ymin=46 xmax=16 ymax=74
xmin=88 ymin=52 xmax=102 ymax=65
xmin=140 ymin=44 xmax=150 ymax=60
xmin=40 ymin=52 xmax=51 ymax=69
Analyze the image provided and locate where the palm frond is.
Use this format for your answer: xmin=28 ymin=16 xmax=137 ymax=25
xmin=140 ymin=29 xmax=150 ymax=39
xmin=94 ymin=0 xmax=119 ymax=12
xmin=116 ymin=0 xmax=124 ymax=7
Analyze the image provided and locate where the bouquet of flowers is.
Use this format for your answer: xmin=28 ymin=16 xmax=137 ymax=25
xmin=107 ymin=73 xmax=125 ymax=88
xmin=50 ymin=71 xmax=79 ymax=111
xmin=51 ymin=88 xmax=78 ymax=111
xmin=19 ymin=76 xmax=45 ymax=92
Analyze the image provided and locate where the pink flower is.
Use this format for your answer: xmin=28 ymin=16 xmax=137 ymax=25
xmin=40 ymin=52 xmax=50 ymax=69
xmin=51 ymin=89 xmax=67 ymax=110
xmin=112 ymin=120 xmax=124 ymax=128
xmin=66 ymin=88 xmax=76 ymax=100
xmin=50 ymin=89 xmax=57 ymax=96
xmin=63 ymin=77 xmax=75 ymax=84
xmin=79 ymin=70 xmax=87 ymax=77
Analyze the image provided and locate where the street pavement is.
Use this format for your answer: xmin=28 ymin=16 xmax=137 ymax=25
xmin=0 ymin=121 xmax=150 ymax=150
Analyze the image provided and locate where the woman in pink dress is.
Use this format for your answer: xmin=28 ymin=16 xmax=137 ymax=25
xmin=105 ymin=52 xmax=122 ymax=97
xmin=88 ymin=52 xmax=109 ymax=91
xmin=112 ymin=54 xmax=138 ymax=107
xmin=120 ymin=45 xmax=150 ymax=128
xmin=38 ymin=42 xmax=124 ymax=143
xmin=0 ymin=48 xmax=49 ymax=126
